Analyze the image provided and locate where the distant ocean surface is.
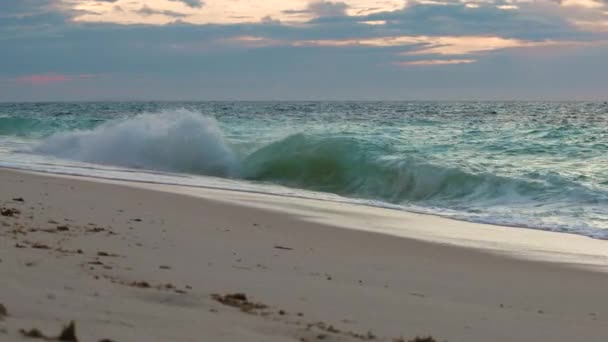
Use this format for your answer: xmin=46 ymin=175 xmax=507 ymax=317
xmin=1 ymin=102 xmax=607 ymax=239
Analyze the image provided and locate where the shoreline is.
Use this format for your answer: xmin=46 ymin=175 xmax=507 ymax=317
xmin=2 ymin=159 xmax=605 ymax=242
xmin=1 ymin=168 xmax=608 ymax=341
xmin=6 ymin=166 xmax=608 ymax=270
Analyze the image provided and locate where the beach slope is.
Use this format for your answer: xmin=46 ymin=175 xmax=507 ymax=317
xmin=1 ymin=168 xmax=608 ymax=341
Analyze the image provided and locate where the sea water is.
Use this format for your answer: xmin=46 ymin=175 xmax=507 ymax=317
xmin=1 ymin=101 xmax=607 ymax=238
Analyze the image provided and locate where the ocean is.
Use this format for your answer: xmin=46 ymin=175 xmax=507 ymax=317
xmin=1 ymin=101 xmax=607 ymax=238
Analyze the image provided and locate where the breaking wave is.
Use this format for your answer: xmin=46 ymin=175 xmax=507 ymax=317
xmin=35 ymin=109 xmax=239 ymax=177
xmin=33 ymin=109 xmax=604 ymax=211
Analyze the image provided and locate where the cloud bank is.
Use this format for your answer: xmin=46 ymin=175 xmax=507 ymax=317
xmin=0 ymin=0 xmax=607 ymax=100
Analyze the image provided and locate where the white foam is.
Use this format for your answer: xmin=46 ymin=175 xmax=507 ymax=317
xmin=35 ymin=109 xmax=239 ymax=177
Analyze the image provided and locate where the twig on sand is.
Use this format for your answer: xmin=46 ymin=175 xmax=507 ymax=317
xmin=212 ymin=293 xmax=268 ymax=313
xmin=0 ymin=303 xmax=7 ymax=318
xmin=19 ymin=320 xmax=79 ymax=341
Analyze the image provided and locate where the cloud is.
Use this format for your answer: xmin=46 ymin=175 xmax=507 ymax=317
xmin=394 ymin=59 xmax=477 ymax=65
xmin=57 ymin=0 xmax=606 ymax=37
xmin=65 ymin=0 xmax=406 ymax=25
xmin=401 ymin=36 xmax=558 ymax=55
xmin=308 ymin=2 xmax=349 ymax=16
xmin=169 ymin=0 xmax=204 ymax=8
xmin=222 ymin=33 xmax=599 ymax=67
xmin=13 ymin=73 xmax=98 ymax=85
xmin=1 ymin=0 xmax=55 ymax=17
xmin=282 ymin=35 xmax=566 ymax=55
xmin=559 ymin=0 xmax=604 ymax=8
xmin=136 ymin=4 xmax=188 ymax=18
xmin=359 ymin=20 xmax=387 ymax=25
xmin=283 ymin=1 xmax=350 ymax=17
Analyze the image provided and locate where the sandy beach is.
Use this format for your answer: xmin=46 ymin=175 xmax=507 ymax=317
xmin=1 ymin=167 xmax=608 ymax=342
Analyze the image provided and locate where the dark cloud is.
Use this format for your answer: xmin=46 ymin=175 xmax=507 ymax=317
xmin=168 ymin=0 xmax=205 ymax=8
xmin=136 ymin=5 xmax=188 ymax=18
xmin=308 ymin=2 xmax=349 ymax=16
xmin=0 ymin=0 xmax=53 ymax=17
xmin=284 ymin=1 xmax=349 ymax=17
xmin=346 ymin=1 xmax=581 ymax=40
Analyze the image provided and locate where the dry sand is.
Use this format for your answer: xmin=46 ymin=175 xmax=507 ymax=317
xmin=1 ymin=168 xmax=608 ymax=341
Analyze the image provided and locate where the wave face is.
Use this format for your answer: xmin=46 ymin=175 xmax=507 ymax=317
xmin=242 ymin=133 xmax=604 ymax=209
xmin=243 ymin=134 xmax=387 ymax=195
xmin=242 ymin=133 xmax=515 ymax=203
xmin=35 ymin=110 xmax=239 ymax=177
xmin=2 ymin=102 xmax=608 ymax=239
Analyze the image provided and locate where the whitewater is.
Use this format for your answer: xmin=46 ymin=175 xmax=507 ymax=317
xmin=1 ymin=101 xmax=607 ymax=239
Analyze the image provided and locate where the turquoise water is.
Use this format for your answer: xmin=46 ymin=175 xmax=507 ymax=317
xmin=1 ymin=102 xmax=607 ymax=238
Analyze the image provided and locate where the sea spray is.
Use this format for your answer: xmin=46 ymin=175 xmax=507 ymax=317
xmin=35 ymin=109 xmax=239 ymax=177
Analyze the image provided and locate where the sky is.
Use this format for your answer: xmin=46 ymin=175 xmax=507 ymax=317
xmin=0 ymin=0 xmax=607 ymax=101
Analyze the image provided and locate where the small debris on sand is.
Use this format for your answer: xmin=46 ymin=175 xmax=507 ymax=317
xmin=32 ymin=243 xmax=51 ymax=250
xmin=274 ymin=245 xmax=293 ymax=251
xmin=56 ymin=226 xmax=70 ymax=232
xmin=97 ymin=251 xmax=118 ymax=257
xmin=19 ymin=321 xmax=79 ymax=342
xmin=19 ymin=328 xmax=47 ymax=339
xmin=393 ymin=337 xmax=437 ymax=342
xmin=1 ymin=208 xmax=20 ymax=217
xmin=57 ymin=321 xmax=78 ymax=342
xmin=55 ymin=247 xmax=82 ymax=255
xmin=159 ymin=265 xmax=171 ymax=270
xmin=212 ymin=293 xmax=268 ymax=313
xmin=404 ymin=337 xmax=437 ymax=342
xmin=0 ymin=303 xmax=7 ymax=318
xmin=103 ymin=275 xmax=187 ymax=294
xmin=131 ymin=281 xmax=151 ymax=288
xmin=305 ymin=321 xmax=384 ymax=341
xmin=13 ymin=197 xmax=25 ymax=202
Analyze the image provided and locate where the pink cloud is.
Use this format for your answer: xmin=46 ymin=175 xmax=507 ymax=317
xmin=14 ymin=73 xmax=99 ymax=85
xmin=394 ymin=59 xmax=477 ymax=66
